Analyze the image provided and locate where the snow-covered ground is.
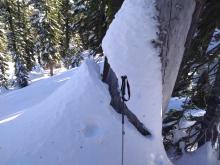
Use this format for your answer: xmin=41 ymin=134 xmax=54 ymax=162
xmin=166 ymin=97 xmax=220 ymax=165
xmin=0 ymin=59 xmax=169 ymax=165
xmin=175 ymin=142 xmax=219 ymax=165
xmin=0 ymin=62 xmax=67 ymax=95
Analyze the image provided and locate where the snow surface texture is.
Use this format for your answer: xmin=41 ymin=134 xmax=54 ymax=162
xmin=175 ymin=142 xmax=219 ymax=165
xmin=102 ymin=0 xmax=171 ymax=164
xmin=0 ymin=60 xmax=169 ymax=165
xmin=0 ymin=62 xmax=66 ymax=95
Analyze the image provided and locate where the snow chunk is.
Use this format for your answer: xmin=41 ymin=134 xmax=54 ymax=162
xmin=184 ymin=109 xmax=206 ymax=118
xmin=178 ymin=118 xmax=196 ymax=129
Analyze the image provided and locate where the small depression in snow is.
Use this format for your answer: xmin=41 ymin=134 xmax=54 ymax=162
xmin=81 ymin=119 xmax=102 ymax=138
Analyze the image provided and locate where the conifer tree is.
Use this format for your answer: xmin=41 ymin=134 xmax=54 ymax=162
xmin=0 ymin=2 xmax=9 ymax=89
xmin=18 ymin=0 xmax=35 ymax=71
xmin=29 ymin=0 xmax=59 ymax=76
xmin=0 ymin=29 xmax=9 ymax=89
xmin=58 ymin=0 xmax=74 ymax=68
xmin=3 ymin=0 xmax=28 ymax=88
xmin=72 ymin=0 xmax=124 ymax=54
xmin=72 ymin=0 xmax=108 ymax=53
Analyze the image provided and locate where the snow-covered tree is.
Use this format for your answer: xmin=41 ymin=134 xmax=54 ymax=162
xmin=58 ymin=0 xmax=75 ymax=68
xmin=17 ymin=0 xmax=35 ymax=71
xmin=0 ymin=10 xmax=9 ymax=89
xmin=0 ymin=53 xmax=8 ymax=89
xmin=0 ymin=30 xmax=9 ymax=88
xmin=29 ymin=0 xmax=59 ymax=76
xmin=72 ymin=0 xmax=123 ymax=54
xmin=2 ymin=0 xmax=28 ymax=88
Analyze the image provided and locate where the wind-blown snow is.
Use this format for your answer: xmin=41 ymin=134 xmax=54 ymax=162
xmin=102 ymin=0 xmax=171 ymax=164
xmin=0 ymin=59 xmax=169 ymax=165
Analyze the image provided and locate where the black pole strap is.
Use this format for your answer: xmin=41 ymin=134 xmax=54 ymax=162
xmin=121 ymin=76 xmax=130 ymax=102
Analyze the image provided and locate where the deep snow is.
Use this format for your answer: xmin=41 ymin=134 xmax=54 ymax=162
xmin=0 ymin=60 xmax=169 ymax=165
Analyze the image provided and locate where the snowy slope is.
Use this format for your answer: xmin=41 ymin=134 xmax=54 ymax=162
xmin=102 ymin=0 xmax=171 ymax=164
xmin=0 ymin=67 xmax=75 ymax=118
xmin=0 ymin=59 xmax=169 ymax=165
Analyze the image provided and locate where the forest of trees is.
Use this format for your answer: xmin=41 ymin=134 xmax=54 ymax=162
xmin=0 ymin=0 xmax=123 ymax=88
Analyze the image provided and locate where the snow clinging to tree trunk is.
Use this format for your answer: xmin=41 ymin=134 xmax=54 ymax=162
xmin=102 ymin=0 xmax=171 ymax=164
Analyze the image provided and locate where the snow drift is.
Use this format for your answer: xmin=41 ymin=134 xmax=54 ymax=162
xmin=0 ymin=60 xmax=170 ymax=165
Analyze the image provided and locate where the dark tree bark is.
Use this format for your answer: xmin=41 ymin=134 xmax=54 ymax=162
xmin=49 ymin=62 xmax=54 ymax=76
xmin=173 ymin=0 xmax=218 ymax=98
xmin=102 ymin=57 xmax=151 ymax=136
xmin=156 ymin=0 xmax=205 ymax=116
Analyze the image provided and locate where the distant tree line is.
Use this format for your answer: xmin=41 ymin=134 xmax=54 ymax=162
xmin=0 ymin=0 xmax=124 ymax=88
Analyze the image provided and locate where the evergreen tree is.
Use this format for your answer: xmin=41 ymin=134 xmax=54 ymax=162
xmin=72 ymin=0 xmax=123 ymax=54
xmin=18 ymin=0 xmax=35 ymax=71
xmin=0 ymin=2 xmax=9 ymax=89
xmin=0 ymin=1 xmax=8 ymax=87
xmin=0 ymin=29 xmax=9 ymax=89
xmin=58 ymin=0 xmax=74 ymax=68
xmin=2 ymin=0 xmax=28 ymax=88
xmin=29 ymin=0 xmax=59 ymax=76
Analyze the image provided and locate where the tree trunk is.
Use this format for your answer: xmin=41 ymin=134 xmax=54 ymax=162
xmin=49 ymin=63 xmax=54 ymax=76
xmin=156 ymin=0 xmax=204 ymax=116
